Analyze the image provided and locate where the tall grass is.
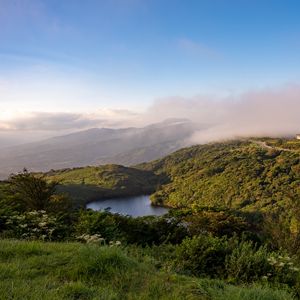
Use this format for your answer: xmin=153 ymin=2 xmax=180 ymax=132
xmin=0 ymin=240 xmax=294 ymax=300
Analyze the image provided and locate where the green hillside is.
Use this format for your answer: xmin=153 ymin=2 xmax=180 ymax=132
xmin=41 ymin=138 xmax=300 ymax=213
xmin=139 ymin=139 xmax=300 ymax=212
xmin=1 ymin=139 xmax=300 ymax=299
xmin=44 ymin=164 xmax=162 ymax=206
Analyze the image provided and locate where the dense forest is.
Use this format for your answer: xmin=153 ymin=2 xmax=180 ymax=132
xmin=142 ymin=139 xmax=300 ymax=211
xmin=0 ymin=138 xmax=300 ymax=299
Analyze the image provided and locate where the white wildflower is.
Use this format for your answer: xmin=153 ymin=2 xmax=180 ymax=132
xmin=38 ymin=222 xmax=47 ymax=227
xmin=28 ymin=211 xmax=39 ymax=216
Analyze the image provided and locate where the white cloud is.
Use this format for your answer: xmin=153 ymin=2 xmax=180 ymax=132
xmin=144 ymin=84 xmax=300 ymax=144
xmin=0 ymin=83 xmax=299 ymax=146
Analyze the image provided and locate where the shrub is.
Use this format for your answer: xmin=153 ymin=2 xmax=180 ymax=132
xmin=76 ymin=210 xmax=188 ymax=246
xmin=266 ymin=254 xmax=300 ymax=287
xmin=225 ymin=240 xmax=270 ymax=282
xmin=4 ymin=210 xmax=69 ymax=241
xmin=75 ymin=210 xmax=122 ymax=242
xmin=174 ymin=234 xmax=229 ymax=277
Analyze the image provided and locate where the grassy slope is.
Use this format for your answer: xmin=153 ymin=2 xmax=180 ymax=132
xmin=138 ymin=139 xmax=300 ymax=211
xmin=0 ymin=240 xmax=293 ymax=300
xmin=44 ymin=164 xmax=162 ymax=206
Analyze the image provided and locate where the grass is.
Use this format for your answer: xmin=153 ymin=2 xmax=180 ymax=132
xmin=0 ymin=239 xmax=294 ymax=300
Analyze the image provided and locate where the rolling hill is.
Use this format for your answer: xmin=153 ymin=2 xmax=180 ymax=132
xmin=35 ymin=138 xmax=300 ymax=215
xmin=44 ymin=164 xmax=162 ymax=206
xmin=0 ymin=119 xmax=196 ymax=179
xmin=139 ymin=139 xmax=300 ymax=212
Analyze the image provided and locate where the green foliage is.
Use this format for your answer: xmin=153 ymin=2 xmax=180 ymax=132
xmin=76 ymin=210 xmax=121 ymax=242
xmin=265 ymin=138 xmax=300 ymax=152
xmin=143 ymin=140 xmax=300 ymax=213
xmin=173 ymin=234 xmax=300 ymax=293
xmin=263 ymin=201 xmax=300 ymax=255
xmin=44 ymin=164 xmax=163 ymax=206
xmin=1 ymin=138 xmax=300 ymax=298
xmin=7 ymin=169 xmax=71 ymax=213
xmin=8 ymin=169 xmax=58 ymax=211
xmin=225 ymin=240 xmax=270 ymax=282
xmin=76 ymin=210 xmax=188 ymax=246
xmin=174 ymin=234 xmax=230 ymax=277
xmin=0 ymin=239 xmax=294 ymax=300
xmin=182 ymin=209 xmax=262 ymax=241
xmin=3 ymin=210 xmax=70 ymax=241
xmin=0 ymin=181 xmax=22 ymax=232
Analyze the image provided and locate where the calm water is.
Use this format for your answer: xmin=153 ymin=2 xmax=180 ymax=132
xmin=86 ymin=195 xmax=168 ymax=217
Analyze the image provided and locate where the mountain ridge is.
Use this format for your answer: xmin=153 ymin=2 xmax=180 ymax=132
xmin=0 ymin=119 xmax=197 ymax=179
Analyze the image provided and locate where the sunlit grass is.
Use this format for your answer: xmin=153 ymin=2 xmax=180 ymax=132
xmin=0 ymin=239 xmax=294 ymax=300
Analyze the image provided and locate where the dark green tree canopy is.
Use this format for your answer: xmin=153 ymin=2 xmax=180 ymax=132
xmin=8 ymin=169 xmax=59 ymax=211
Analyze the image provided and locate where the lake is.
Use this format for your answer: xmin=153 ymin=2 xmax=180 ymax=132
xmin=86 ymin=195 xmax=168 ymax=217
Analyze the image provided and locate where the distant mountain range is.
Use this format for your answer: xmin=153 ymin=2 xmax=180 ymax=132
xmin=0 ymin=119 xmax=197 ymax=179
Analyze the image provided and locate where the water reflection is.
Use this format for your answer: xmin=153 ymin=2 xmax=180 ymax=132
xmin=86 ymin=195 xmax=168 ymax=217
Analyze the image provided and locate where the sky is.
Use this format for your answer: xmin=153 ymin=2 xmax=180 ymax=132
xmin=1 ymin=0 xmax=300 ymax=144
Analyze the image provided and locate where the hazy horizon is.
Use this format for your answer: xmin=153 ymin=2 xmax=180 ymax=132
xmin=1 ymin=0 xmax=300 ymax=147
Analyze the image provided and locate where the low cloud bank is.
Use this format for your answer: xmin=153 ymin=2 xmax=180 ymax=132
xmin=143 ymin=84 xmax=300 ymax=144
xmin=1 ymin=84 xmax=300 ymax=146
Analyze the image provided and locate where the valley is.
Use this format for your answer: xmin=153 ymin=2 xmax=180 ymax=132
xmin=1 ymin=137 xmax=300 ymax=299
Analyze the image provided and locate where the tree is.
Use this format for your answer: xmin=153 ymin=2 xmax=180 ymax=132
xmin=8 ymin=169 xmax=69 ymax=212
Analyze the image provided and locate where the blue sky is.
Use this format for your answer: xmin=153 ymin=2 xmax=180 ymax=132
xmin=1 ymin=0 xmax=300 ymax=116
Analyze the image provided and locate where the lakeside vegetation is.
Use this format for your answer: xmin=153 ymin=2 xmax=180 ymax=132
xmin=0 ymin=138 xmax=300 ymax=299
xmin=44 ymin=164 xmax=163 ymax=207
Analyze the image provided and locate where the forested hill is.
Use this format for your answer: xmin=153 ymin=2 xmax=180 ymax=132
xmin=12 ymin=138 xmax=299 ymax=212
xmin=139 ymin=139 xmax=300 ymax=212
xmin=43 ymin=164 xmax=161 ymax=206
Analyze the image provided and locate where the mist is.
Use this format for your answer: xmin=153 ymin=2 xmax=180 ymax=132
xmin=140 ymin=84 xmax=300 ymax=144
xmin=0 ymin=84 xmax=300 ymax=148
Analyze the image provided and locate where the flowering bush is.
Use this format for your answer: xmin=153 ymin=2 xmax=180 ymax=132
xmin=5 ymin=210 xmax=61 ymax=241
xmin=265 ymin=254 xmax=300 ymax=286
xmin=109 ymin=240 xmax=122 ymax=247
xmin=76 ymin=233 xmax=122 ymax=247
xmin=76 ymin=234 xmax=105 ymax=245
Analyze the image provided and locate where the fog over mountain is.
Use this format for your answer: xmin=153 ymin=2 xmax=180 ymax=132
xmin=142 ymin=84 xmax=300 ymax=144
xmin=0 ymin=119 xmax=197 ymax=179
xmin=1 ymin=84 xmax=299 ymax=147
xmin=0 ymin=84 xmax=299 ymax=179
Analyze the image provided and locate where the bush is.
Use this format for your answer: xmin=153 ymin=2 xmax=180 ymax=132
xmin=75 ymin=210 xmax=122 ymax=242
xmin=225 ymin=240 xmax=270 ymax=282
xmin=76 ymin=210 xmax=188 ymax=246
xmin=266 ymin=254 xmax=300 ymax=288
xmin=174 ymin=234 xmax=229 ymax=277
xmin=4 ymin=210 xmax=69 ymax=241
xmin=174 ymin=234 xmax=300 ymax=295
